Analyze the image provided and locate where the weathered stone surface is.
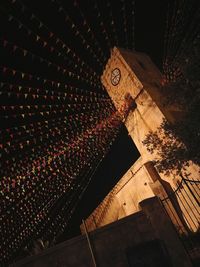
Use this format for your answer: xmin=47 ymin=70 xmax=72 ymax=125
xmin=12 ymin=197 xmax=192 ymax=267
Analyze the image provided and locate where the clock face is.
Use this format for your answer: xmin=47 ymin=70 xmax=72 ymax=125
xmin=111 ymin=68 xmax=121 ymax=86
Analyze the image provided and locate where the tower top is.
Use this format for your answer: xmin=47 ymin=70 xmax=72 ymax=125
xmin=101 ymin=47 xmax=163 ymax=112
xmin=102 ymin=47 xmax=162 ymax=84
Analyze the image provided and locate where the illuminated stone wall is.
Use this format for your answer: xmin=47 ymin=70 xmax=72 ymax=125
xmin=81 ymin=158 xmax=183 ymax=232
xmin=13 ymin=197 xmax=192 ymax=267
xmin=101 ymin=47 xmax=174 ymax=179
xmin=82 ymin=48 xmax=199 ymax=233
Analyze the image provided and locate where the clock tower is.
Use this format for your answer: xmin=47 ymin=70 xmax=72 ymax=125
xmin=82 ymin=47 xmax=199 ymax=234
xmin=101 ymin=47 xmax=174 ymax=163
xmin=82 ymin=47 xmax=199 ymax=233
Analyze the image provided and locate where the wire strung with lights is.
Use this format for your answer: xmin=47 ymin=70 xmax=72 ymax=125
xmin=0 ymin=4 xmax=118 ymax=265
xmin=1 ymin=0 xmax=199 ymax=265
xmin=1 ymin=1 xmax=130 ymax=261
xmin=162 ymin=0 xmax=200 ymax=83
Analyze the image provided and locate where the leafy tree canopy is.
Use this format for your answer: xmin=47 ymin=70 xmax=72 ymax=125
xmin=143 ymin=45 xmax=200 ymax=176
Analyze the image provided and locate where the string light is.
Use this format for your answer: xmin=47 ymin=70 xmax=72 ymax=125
xmin=0 ymin=0 xmax=138 ymax=264
xmin=163 ymin=0 xmax=200 ymax=83
xmin=5 ymin=0 xmax=100 ymax=84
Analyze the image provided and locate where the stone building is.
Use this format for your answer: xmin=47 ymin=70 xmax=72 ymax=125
xmin=12 ymin=197 xmax=193 ymax=267
xmin=12 ymin=48 xmax=199 ymax=267
xmin=83 ymin=47 xmax=200 ymax=234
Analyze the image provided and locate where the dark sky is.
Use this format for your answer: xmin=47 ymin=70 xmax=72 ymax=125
xmin=134 ymin=0 xmax=167 ymax=68
xmin=0 ymin=0 xmax=171 ymax=260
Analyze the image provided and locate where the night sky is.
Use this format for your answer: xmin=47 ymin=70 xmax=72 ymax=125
xmin=1 ymin=0 xmax=199 ymax=263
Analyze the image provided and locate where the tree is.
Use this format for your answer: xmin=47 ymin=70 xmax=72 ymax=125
xmin=143 ymin=45 xmax=200 ymax=176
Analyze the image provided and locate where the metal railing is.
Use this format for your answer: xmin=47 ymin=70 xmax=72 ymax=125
xmin=161 ymin=175 xmax=200 ymax=264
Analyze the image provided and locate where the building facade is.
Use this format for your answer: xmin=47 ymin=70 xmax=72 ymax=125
xmin=83 ymin=47 xmax=199 ymax=233
xmin=12 ymin=197 xmax=192 ymax=267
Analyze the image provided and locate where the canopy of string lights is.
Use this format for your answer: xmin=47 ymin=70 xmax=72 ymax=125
xmin=0 ymin=0 xmax=199 ymax=264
